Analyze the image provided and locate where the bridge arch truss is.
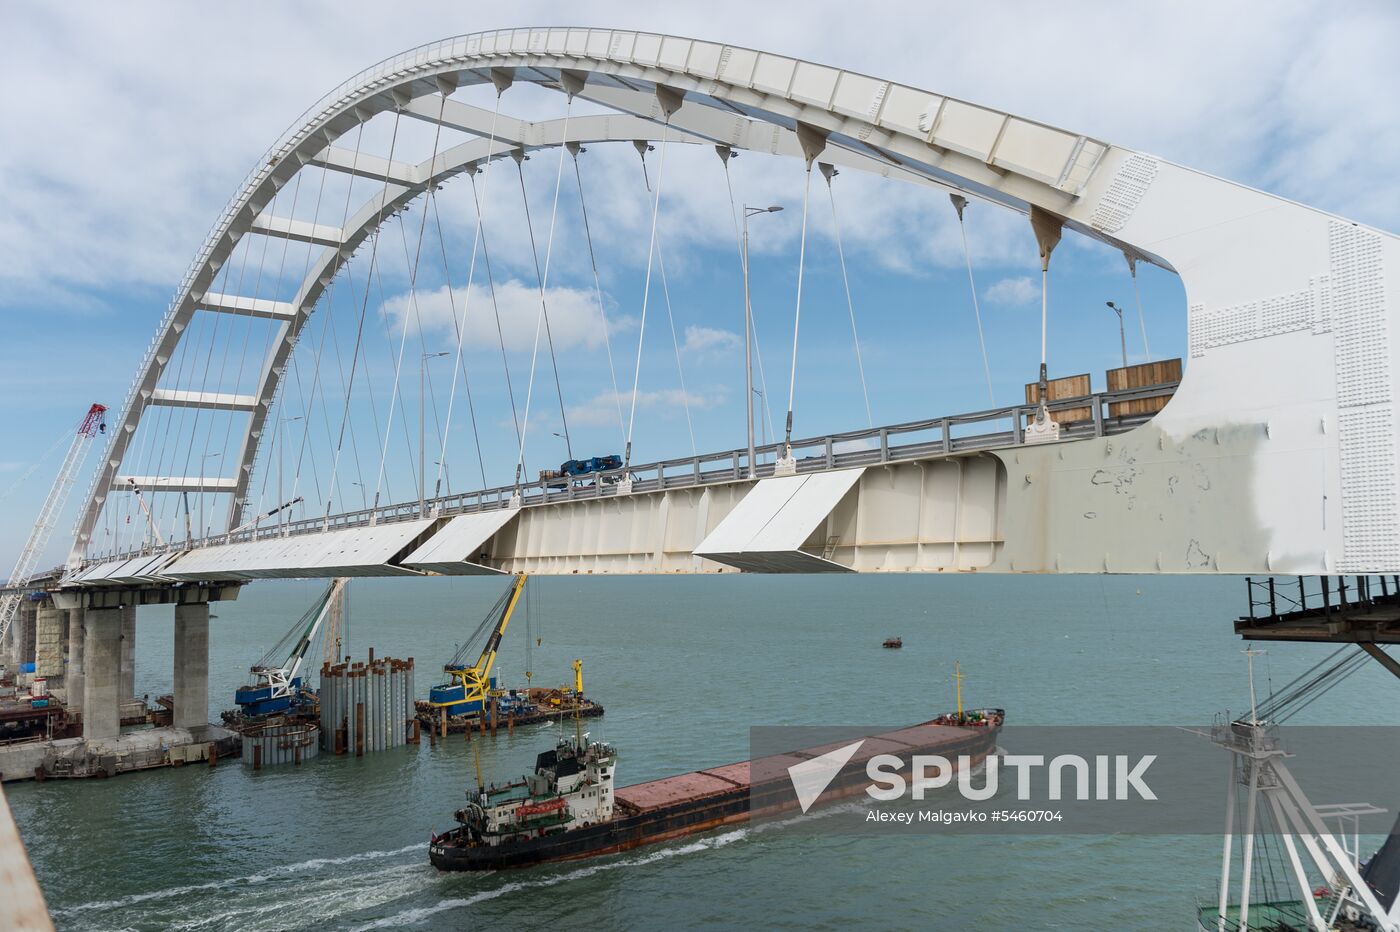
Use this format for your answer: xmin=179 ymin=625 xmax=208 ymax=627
xmin=71 ymin=27 xmax=1400 ymax=577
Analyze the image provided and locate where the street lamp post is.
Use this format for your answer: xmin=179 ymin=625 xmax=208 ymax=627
xmin=421 ymin=352 xmax=449 ymax=517
xmin=742 ymin=205 xmax=783 ymax=478
xmin=1106 ymin=302 xmax=1128 ymax=369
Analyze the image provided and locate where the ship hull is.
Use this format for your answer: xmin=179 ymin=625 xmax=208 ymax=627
xmin=430 ymin=716 xmax=999 ymax=871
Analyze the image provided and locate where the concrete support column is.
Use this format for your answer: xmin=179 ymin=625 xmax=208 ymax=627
xmin=1 ymin=607 xmax=14 ymax=670
xmin=33 ymin=606 xmax=64 ymax=683
xmin=18 ymin=602 xmax=37 ymax=668
xmin=83 ymin=607 xmax=121 ymax=741
xmin=173 ymin=602 xmax=209 ymax=736
xmin=119 ymin=602 xmax=136 ymax=700
xmin=66 ymin=608 xmax=85 ymax=717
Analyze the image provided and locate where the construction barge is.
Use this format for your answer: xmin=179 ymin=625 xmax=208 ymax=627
xmin=416 ymin=690 xmax=603 ymax=736
xmin=429 ymin=707 xmax=1003 ymax=871
xmin=421 ymin=574 xmax=604 ymax=738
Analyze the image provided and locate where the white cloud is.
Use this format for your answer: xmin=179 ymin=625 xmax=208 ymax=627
xmin=3 ymin=1 xmax=1396 ymax=307
xmin=567 ymin=388 xmax=725 ymax=427
xmin=380 ymin=279 xmax=618 ymax=353
xmin=984 ymin=276 xmax=1039 ymax=307
xmin=682 ymin=325 xmax=742 ymax=354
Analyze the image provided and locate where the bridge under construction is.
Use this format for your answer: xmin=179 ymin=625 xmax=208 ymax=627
xmin=1 ymin=27 xmax=1398 ymax=780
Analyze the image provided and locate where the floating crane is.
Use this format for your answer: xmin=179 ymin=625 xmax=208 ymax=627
xmin=0 ymin=403 xmax=106 ymax=648
xmin=234 ymin=578 xmax=346 ymax=717
xmin=428 ymin=574 xmax=528 ymax=716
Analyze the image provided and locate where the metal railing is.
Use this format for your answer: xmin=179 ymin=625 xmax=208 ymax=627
xmin=79 ymin=381 xmax=1177 ymax=570
xmin=1243 ymin=574 xmax=1400 ymax=621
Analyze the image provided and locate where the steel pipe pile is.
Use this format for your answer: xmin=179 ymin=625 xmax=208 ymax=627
xmin=318 ymin=656 xmax=415 ymax=755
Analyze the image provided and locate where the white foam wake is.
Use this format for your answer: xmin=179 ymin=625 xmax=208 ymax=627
xmin=56 ymin=843 xmax=424 ymax=916
xmin=348 ymin=829 xmax=751 ymax=931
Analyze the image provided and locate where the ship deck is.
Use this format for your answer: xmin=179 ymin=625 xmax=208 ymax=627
xmin=614 ymin=718 xmax=996 ymax=815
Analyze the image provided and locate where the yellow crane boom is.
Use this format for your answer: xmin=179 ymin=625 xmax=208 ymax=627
xmin=428 ymin=573 xmax=528 ymax=709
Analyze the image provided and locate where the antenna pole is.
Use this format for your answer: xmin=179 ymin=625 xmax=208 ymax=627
xmin=954 ymin=661 xmax=964 ymax=721
xmin=1244 ymin=647 xmax=1264 ymax=723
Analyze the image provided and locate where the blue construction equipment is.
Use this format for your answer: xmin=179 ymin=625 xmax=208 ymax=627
xmin=559 ymin=454 xmax=622 ymax=477
xmin=234 ymin=578 xmax=345 ymax=718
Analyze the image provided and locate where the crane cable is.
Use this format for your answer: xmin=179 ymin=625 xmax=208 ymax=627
xmin=820 ymin=163 xmax=873 ymax=428
xmin=571 ymin=144 xmax=627 ymax=448
xmin=952 ymin=194 xmax=995 ymax=405
xmin=783 ymin=161 xmax=814 ymax=457
xmin=514 ymin=97 xmax=576 ymax=489
xmin=624 ymin=123 xmax=671 ymax=471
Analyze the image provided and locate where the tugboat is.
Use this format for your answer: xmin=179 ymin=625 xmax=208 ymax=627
xmin=883 ymin=637 xmax=903 ymax=649
xmin=429 ymin=703 xmax=1003 ymax=871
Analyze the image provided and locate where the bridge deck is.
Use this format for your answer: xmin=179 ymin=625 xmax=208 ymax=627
xmin=69 ymin=382 xmax=1176 ymax=579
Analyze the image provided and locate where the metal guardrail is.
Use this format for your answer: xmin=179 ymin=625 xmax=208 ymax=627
xmin=77 ymin=382 xmax=1177 ymax=571
xmin=1243 ymin=574 xmax=1400 ymax=621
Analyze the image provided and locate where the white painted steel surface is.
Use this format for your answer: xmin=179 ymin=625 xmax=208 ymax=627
xmin=160 ymin=520 xmax=436 ymax=580
xmin=696 ymin=469 xmax=865 ymax=572
xmin=401 ymin=510 xmax=518 ymax=575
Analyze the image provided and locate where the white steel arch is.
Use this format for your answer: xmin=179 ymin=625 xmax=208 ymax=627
xmin=73 ymin=27 xmax=1400 ymax=576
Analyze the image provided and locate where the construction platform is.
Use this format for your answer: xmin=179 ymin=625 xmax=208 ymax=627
xmin=1235 ymin=576 xmax=1400 ymax=644
xmin=0 ymin=726 xmax=239 ymax=783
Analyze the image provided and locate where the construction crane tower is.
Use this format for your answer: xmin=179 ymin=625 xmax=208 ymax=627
xmin=0 ymin=403 xmax=106 ymax=648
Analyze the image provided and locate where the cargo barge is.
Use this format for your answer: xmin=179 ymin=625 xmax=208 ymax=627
xmin=429 ymin=707 xmax=1003 ymax=871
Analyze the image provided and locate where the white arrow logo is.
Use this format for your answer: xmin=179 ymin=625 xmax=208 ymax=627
xmin=787 ymin=740 xmax=865 ymax=813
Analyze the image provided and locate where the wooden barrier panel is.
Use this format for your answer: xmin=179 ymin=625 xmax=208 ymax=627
xmin=1024 ymin=373 xmax=1092 ymax=425
xmin=1105 ymin=358 xmax=1182 ymax=417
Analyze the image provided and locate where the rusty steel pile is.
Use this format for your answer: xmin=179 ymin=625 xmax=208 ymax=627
xmin=318 ymin=655 xmax=416 ymax=756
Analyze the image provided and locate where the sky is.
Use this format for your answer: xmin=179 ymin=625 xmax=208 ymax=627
xmin=0 ymin=0 xmax=1397 ymax=568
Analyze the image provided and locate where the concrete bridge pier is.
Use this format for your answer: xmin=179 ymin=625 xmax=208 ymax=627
xmin=16 ymin=602 xmax=36 ymax=674
xmin=119 ymin=602 xmax=136 ymax=701
xmin=172 ymin=602 xmax=208 ymax=737
xmin=33 ymin=605 xmax=63 ymax=691
xmin=82 ymin=607 xmax=121 ymax=741
xmin=65 ymin=608 xmax=84 ymax=717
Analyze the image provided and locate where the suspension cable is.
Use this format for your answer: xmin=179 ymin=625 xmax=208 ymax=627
xmin=430 ymin=187 xmax=488 ymax=492
xmin=624 ymin=124 xmax=671 ymax=470
xmin=783 ymin=162 xmax=814 ymax=456
xmin=293 ymin=122 xmax=370 ymax=524
xmin=820 ymin=164 xmax=873 ymax=427
xmin=718 ymin=150 xmax=776 ymax=455
xmin=327 ymin=104 xmax=405 ymax=526
xmin=952 ymin=194 xmax=995 ymax=405
xmin=514 ymin=98 xmax=575 ymax=489
xmin=572 ymin=144 xmax=626 ymax=448
xmin=467 ymin=168 xmax=521 ymax=453
xmin=370 ymin=96 xmax=444 ymax=516
xmin=655 ymin=240 xmax=697 ymax=455
xmin=1126 ymin=253 xmax=1152 ymax=360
